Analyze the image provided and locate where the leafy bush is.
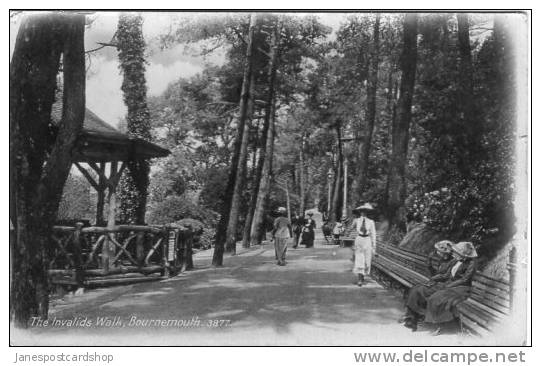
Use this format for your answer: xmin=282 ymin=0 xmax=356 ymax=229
xmin=147 ymin=194 xmax=218 ymax=226
xmin=173 ymin=218 xmax=215 ymax=249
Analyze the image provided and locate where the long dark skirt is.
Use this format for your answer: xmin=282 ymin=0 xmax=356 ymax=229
xmin=406 ymin=283 xmax=470 ymax=323
xmin=425 ymin=285 xmax=471 ymax=323
xmin=406 ymin=284 xmax=444 ymax=316
xmin=300 ymin=229 xmax=314 ymax=247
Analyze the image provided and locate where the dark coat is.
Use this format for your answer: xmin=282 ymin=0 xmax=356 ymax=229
xmin=407 ymin=258 xmax=478 ymax=323
xmin=427 ymin=251 xmax=453 ymax=277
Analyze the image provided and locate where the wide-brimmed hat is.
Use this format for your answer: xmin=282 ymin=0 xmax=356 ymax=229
xmin=354 ymin=203 xmax=374 ymax=212
xmin=277 ymin=207 xmax=287 ymax=213
xmin=340 ymin=215 xmax=348 ymax=221
xmin=451 ymin=241 xmax=478 ymax=258
xmin=434 ymin=240 xmax=453 ymax=254
xmin=307 ymin=212 xmax=314 ymax=216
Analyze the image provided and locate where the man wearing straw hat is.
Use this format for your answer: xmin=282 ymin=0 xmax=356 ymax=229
xmin=272 ymin=207 xmax=292 ymax=266
xmin=352 ymin=203 xmax=377 ymax=286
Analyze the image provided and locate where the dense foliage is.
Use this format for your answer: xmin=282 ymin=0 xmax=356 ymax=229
xmin=104 ymin=13 xmax=518 ymax=260
xmin=116 ymin=14 xmax=152 ymax=224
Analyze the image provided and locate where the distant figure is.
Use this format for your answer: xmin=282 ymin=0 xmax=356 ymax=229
xmin=403 ymin=241 xmax=478 ymax=332
xmin=300 ymin=212 xmax=316 ymax=248
xmin=352 ymin=203 xmax=376 ymax=286
xmin=322 ymin=221 xmax=332 ymax=243
xmin=272 ymin=207 xmax=292 ymax=266
xmin=291 ymin=213 xmax=303 ymax=249
xmin=332 ymin=217 xmax=346 ymax=246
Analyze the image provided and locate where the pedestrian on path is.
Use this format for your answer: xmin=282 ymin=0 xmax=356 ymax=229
xmin=291 ymin=213 xmax=302 ymax=249
xmin=352 ymin=203 xmax=377 ymax=286
xmin=300 ymin=212 xmax=316 ymax=248
xmin=332 ymin=217 xmax=346 ymax=245
xmin=272 ymin=207 xmax=292 ymax=266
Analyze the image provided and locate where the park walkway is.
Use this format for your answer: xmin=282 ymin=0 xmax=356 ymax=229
xmin=12 ymin=240 xmax=480 ymax=346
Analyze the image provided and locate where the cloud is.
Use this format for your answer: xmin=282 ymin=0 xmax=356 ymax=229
xmin=85 ymin=55 xmax=204 ymax=127
xmin=86 ymin=57 xmax=125 ymax=126
xmin=146 ymin=60 xmax=203 ymax=96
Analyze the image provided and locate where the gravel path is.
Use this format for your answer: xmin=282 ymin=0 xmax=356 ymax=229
xmin=12 ymin=241 xmax=491 ymax=346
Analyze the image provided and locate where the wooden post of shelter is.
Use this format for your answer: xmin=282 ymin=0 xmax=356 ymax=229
xmin=72 ymin=222 xmax=84 ymax=287
xmin=96 ymin=162 xmax=106 ymax=226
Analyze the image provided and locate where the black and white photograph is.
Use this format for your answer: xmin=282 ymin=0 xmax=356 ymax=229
xmin=8 ymin=9 xmax=530 ymax=349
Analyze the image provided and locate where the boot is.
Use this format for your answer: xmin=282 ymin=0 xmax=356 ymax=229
xmin=357 ymin=274 xmax=364 ymax=286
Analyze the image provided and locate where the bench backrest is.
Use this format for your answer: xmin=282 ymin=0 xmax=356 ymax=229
xmin=470 ymin=272 xmax=511 ymax=315
xmin=376 ymin=241 xmax=432 ymax=277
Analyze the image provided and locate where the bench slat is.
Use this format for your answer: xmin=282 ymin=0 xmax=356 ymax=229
xmin=470 ymin=291 xmax=510 ymax=313
xmin=475 ymin=271 xmax=509 ymax=286
xmin=377 ymin=243 xmax=429 ymax=262
xmin=472 ymin=281 xmax=510 ymax=301
xmin=457 ymin=309 xmax=492 ymax=337
xmin=456 ymin=301 xmax=495 ymax=329
xmin=473 ymin=273 xmax=510 ymax=291
xmin=373 ymin=256 xmax=428 ymax=285
xmin=463 ymin=297 xmax=508 ymax=319
xmin=373 ymin=260 xmax=416 ymax=287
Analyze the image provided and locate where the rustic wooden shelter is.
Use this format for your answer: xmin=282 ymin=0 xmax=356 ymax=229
xmin=47 ymin=106 xmax=193 ymax=288
xmin=52 ymin=104 xmax=170 ymax=226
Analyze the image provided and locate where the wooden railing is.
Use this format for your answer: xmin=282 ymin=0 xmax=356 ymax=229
xmin=48 ymin=223 xmax=195 ymax=288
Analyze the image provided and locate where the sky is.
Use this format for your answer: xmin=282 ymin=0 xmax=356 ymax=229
xmin=10 ymin=11 xmax=347 ymax=127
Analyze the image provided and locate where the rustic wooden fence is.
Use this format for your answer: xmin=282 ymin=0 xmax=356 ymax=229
xmin=48 ymin=223 xmax=195 ymax=288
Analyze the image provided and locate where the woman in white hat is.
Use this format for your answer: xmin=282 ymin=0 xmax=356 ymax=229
xmin=352 ymin=203 xmax=377 ymax=286
xmin=272 ymin=207 xmax=292 ymax=266
xmin=403 ymin=241 xmax=478 ymax=332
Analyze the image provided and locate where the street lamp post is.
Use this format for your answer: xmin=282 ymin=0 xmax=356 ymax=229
xmin=342 ymin=158 xmax=348 ymax=219
xmin=327 ymin=169 xmax=333 ymax=219
xmin=340 ymin=135 xmax=364 ymax=220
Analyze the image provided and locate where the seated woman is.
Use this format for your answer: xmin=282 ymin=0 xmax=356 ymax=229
xmin=399 ymin=240 xmax=454 ymax=323
xmin=427 ymin=240 xmax=455 ymax=277
xmin=403 ymin=241 xmax=478 ymax=332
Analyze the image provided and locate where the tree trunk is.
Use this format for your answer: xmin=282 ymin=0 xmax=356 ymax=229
xmin=213 ymin=14 xmax=257 ymax=265
xmin=353 ymin=14 xmax=381 ymax=201
xmin=456 ymin=14 xmax=478 ymax=158
xmin=250 ymin=99 xmax=277 ymax=245
xmin=330 ymin=124 xmax=343 ymax=222
xmin=241 ymin=123 xmax=264 ymax=249
xmin=224 ymin=14 xmax=258 ymax=255
xmin=10 ymin=13 xmax=86 ymax=327
xmin=385 ymin=13 xmax=418 ymax=225
xmin=242 ymin=20 xmax=279 ymax=248
xmin=299 ymin=135 xmax=306 ymax=216
xmin=117 ymin=14 xmax=151 ymax=225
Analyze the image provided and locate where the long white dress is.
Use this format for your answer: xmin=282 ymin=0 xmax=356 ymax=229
xmin=352 ymin=216 xmax=377 ymax=276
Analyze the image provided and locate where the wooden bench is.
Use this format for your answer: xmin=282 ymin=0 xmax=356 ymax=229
xmin=372 ymin=241 xmax=430 ymax=296
xmin=372 ymin=240 xmax=515 ymax=336
xmin=455 ymin=273 xmax=511 ymax=336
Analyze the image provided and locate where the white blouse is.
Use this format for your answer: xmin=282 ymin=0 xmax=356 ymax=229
xmin=355 ymin=217 xmax=377 ymax=247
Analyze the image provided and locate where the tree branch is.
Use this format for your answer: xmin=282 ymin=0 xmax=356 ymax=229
xmin=256 ymin=47 xmax=272 ymax=59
